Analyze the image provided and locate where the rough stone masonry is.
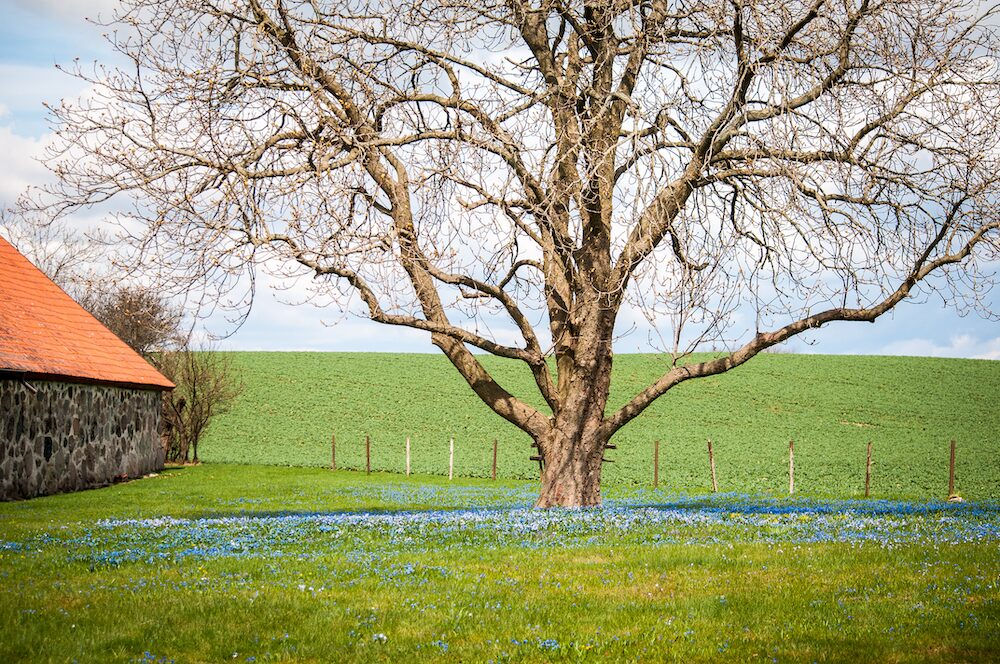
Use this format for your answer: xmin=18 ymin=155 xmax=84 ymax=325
xmin=0 ymin=378 xmax=164 ymax=500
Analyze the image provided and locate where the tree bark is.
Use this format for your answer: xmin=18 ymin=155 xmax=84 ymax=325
xmin=535 ymin=425 xmax=607 ymax=508
xmin=536 ymin=332 xmax=614 ymax=508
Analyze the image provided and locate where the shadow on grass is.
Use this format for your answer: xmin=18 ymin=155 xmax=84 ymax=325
xmin=157 ymin=466 xmax=192 ymax=477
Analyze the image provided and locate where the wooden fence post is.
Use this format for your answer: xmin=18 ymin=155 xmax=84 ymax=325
xmin=406 ymin=437 xmax=411 ymax=477
xmin=331 ymin=432 xmax=336 ymax=471
xmin=365 ymin=434 xmax=371 ymax=475
xmin=865 ymin=441 xmax=872 ymax=498
xmin=530 ymin=441 xmax=544 ymax=474
xmin=708 ymin=439 xmax=718 ymax=493
xmin=948 ymin=439 xmax=956 ymax=497
xmin=653 ymin=440 xmax=660 ymax=489
xmin=492 ymin=439 xmax=498 ymax=481
xmin=788 ymin=439 xmax=795 ymax=495
xmin=449 ymin=436 xmax=454 ymax=481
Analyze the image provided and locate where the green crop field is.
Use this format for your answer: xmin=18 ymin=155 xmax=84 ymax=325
xmin=1 ymin=466 xmax=998 ymax=662
xmin=202 ymin=352 xmax=1000 ymax=499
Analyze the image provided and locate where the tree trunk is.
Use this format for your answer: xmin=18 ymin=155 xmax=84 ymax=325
xmin=535 ymin=312 xmax=615 ymax=508
xmin=535 ymin=425 xmax=608 ymax=508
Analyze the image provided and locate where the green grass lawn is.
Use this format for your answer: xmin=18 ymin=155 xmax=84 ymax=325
xmin=2 ymin=465 xmax=998 ymax=662
xmin=203 ymin=352 xmax=1000 ymax=499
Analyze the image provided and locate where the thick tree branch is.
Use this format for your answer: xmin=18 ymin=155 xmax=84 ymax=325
xmin=603 ymin=206 xmax=998 ymax=437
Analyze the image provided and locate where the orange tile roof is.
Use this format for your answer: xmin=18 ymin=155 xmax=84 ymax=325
xmin=0 ymin=236 xmax=174 ymax=390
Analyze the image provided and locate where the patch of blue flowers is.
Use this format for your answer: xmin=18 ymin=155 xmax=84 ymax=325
xmin=4 ymin=492 xmax=982 ymax=568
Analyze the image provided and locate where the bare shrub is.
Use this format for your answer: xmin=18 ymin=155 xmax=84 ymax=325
xmin=156 ymin=348 xmax=241 ymax=464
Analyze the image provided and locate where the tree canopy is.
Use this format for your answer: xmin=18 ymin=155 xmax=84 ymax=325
xmin=28 ymin=0 xmax=1000 ymax=505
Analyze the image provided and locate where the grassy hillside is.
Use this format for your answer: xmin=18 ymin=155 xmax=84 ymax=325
xmin=201 ymin=352 xmax=1000 ymax=499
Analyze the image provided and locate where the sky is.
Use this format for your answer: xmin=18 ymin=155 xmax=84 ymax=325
xmin=0 ymin=0 xmax=998 ymax=359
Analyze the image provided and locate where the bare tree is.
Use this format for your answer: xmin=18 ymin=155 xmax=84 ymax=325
xmin=26 ymin=0 xmax=1000 ymax=506
xmin=157 ymin=347 xmax=241 ymax=464
xmin=82 ymin=286 xmax=185 ymax=355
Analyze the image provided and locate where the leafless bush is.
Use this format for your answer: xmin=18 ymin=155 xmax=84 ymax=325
xmin=156 ymin=348 xmax=241 ymax=464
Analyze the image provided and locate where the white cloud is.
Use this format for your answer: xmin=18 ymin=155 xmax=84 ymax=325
xmin=212 ymin=292 xmax=431 ymax=352
xmin=877 ymin=335 xmax=1000 ymax=361
xmin=0 ymin=124 xmax=48 ymax=203
xmin=0 ymin=64 xmax=103 ymax=204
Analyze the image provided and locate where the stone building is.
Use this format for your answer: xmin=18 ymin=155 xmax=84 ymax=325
xmin=0 ymin=237 xmax=174 ymax=500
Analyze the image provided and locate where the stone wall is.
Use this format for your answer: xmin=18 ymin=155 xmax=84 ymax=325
xmin=0 ymin=378 xmax=165 ymax=500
